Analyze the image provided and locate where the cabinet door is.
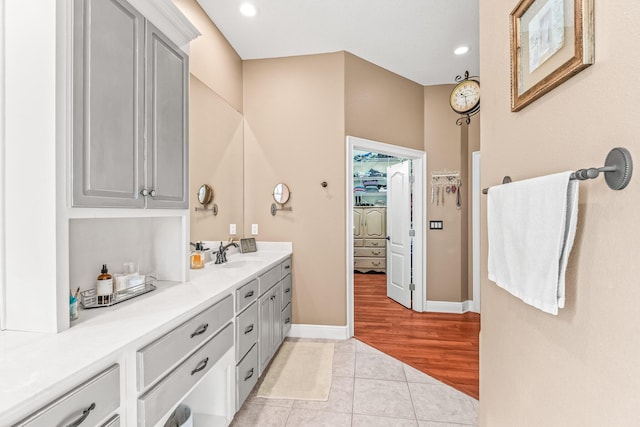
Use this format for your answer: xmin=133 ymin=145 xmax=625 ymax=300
xmin=363 ymin=208 xmax=386 ymax=238
xmin=145 ymin=22 xmax=189 ymax=208
xmin=258 ymin=292 xmax=272 ymax=375
xmin=272 ymin=282 xmax=283 ymax=350
xmin=353 ymin=208 xmax=363 ymax=237
xmin=72 ymin=0 xmax=145 ymax=207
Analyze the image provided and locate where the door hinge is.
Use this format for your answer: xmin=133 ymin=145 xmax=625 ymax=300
xmin=408 ymin=229 xmax=415 ymax=237
xmin=409 ymin=283 xmax=415 ymax=291
xmin=409 ymin=175 xmax=415 ymax=184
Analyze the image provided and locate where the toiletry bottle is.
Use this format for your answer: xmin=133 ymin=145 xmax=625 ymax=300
xmin=190 ymin=242 xmax=205 ymax=269
xmin=96 ymin=264 xmax=113 ymax=304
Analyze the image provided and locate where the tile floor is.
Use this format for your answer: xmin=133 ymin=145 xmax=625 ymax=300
xmin=230 ymin=338 xmax=478 ymax=427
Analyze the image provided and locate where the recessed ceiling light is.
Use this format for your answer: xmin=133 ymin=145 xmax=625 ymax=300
xmin=239 ymin=3 xmax=257 ymax=17
xmin=454 ymin=46 xmax=470 ymax=55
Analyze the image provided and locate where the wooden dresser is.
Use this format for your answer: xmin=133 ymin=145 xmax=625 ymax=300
xmin=353 ymin=207 xmax=386 ymax=273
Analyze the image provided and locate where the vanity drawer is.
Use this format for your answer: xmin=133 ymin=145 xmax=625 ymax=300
xmin=259 ymin=265 xmax=281 ymax=296
xmin=354 ymin=238 xmax=364 ymax=247
xmin=363 ymin=238 xmax=385 ymax=247
xmin=138 ymin=323 xmax=233 ymax=427
xmin=354 ymin=257 xmax=385 ymax=269
xmin=282 ymin=302 xmax=292 ymax=338
xmin=281 ymin=274 xmax=292 ymax=309
xmin=354 ymin=247 xmax=386 ymax=257
xmin=280 ymin=257 xmax=292 ymax=277
xmin=15 ymin=365 xmax=120 ymax=427
xmin=236 ymin=279 xmax=258 ymax=313
xmin=236 ymin=343 xmax=258 ymax=411
xmin=137 ymin=294 xmax=233 ymax=390
xmin=236 ymin=301 xmax=258 ymax=360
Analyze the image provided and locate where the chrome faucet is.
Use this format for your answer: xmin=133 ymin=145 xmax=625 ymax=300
xmin=215 ymin=241 xmax=239 ymax=264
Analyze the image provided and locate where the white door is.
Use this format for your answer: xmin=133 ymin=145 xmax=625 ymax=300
xmin=386 ymin=161 xmax=412 ymax=308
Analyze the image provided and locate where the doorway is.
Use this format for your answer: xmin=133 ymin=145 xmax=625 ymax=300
xmin=346 ymin=136 xmax=426 ymax=337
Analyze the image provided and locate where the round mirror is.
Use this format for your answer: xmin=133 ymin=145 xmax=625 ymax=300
xmin=273 ymin=183 xmax=290 ymax=204
xmin=197 ymin=184 xmax=213 ymax=206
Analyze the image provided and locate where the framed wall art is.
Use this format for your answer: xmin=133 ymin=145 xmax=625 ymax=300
xmin=510 ymin=0 xmax=594 ymax=111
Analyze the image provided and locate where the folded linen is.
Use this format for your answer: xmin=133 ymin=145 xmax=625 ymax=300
xmin=487 ymin=171 xmax=579 ymax=315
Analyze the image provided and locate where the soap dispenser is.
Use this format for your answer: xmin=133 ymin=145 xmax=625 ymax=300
xmin=96 ymin=264 xmax=113 ymax=304
xmin=190 ymin=242 xmax=206 ymax=269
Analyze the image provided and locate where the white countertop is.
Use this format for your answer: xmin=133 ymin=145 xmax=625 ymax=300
xmin=0 ymin=242 xmax=292 ymax=425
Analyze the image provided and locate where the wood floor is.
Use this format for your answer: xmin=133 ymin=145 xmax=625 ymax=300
xmin=354 ymin=272 xmax=480 ymax=399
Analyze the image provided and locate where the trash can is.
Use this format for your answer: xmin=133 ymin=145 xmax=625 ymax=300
xmin=163 ymin=404 xmax=193 ymax=427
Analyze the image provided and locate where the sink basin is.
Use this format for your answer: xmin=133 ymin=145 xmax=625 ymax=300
xmin=221 ymin=256 xmax=262 ymax=268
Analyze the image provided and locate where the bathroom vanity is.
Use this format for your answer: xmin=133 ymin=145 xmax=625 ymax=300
xmin=0 ymin=246 xmax=293 ymax=426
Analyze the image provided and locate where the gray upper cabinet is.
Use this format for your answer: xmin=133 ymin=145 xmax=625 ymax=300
xmin=72 ymin=0 xmax=188 ymax=209
xmin=144 ymin=23 xmax=188 ymax=209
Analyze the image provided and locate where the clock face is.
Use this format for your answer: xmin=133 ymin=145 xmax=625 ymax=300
xmin=450 ymin=80 xmax=480 ymax=114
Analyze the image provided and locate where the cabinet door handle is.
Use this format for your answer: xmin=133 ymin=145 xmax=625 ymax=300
xmin=285 ymin=317 xmax=291 ymax=324
xmin=149 ymin=189 xmax=156 ymax=197
xmin=271 ymin=295 xmax=276 ymax=301
xmin=190 ymin=323 xmax=209 ymax=338
xmin=244 ymin=290 xmax=254 ymax=298
xmin=191 ymin=357 xmax=209 ymax=375
xmin=140 ymin=188 xmax=149 ymax=197
xmin=244 ymin=324 xmax=254 ymax=334
xmin=64 ymin=402 xmax=95 ymax=427
xmin=284 ymin=288 xmax=291 ymax=294
xmin=244 ymin=368 xmax=254 ymax=381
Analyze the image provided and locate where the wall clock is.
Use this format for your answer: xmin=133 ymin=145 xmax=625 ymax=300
xmin=450 ymin=71 xmax=480 ymax=125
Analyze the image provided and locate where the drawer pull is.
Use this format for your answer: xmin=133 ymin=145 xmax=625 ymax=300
xmin=244 ymin=368 xmax=255 ymax=381
xmin=244 ymin=324 xmax=254 ymax=334
xmin=372 ymin=251 xmax=381 ymax=255
xmin=372 ymin=261 xmax=381 ymax=266
xmin=190 ymin=323 xmax=209 ymax=338
xmin=371 ymin=241 xmax=379 ymax=246
xmin=285 ymin=317 xmax=291 ymax=324
xmin=284 ymin=288 xmax=291 ymax=294
xmin=191 ymin=357 xmax=209 ymax=375
xmin=64 ymin=402 xmax=95 ymax=427
xmin=284 ymin=265 xmax=290 ymax=270
xmin=244 ymin=290 xmax=255 ymax=298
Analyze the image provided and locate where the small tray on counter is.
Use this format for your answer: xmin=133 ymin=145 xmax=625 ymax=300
xmin=80 ymin=277 xmax=157 ymax=309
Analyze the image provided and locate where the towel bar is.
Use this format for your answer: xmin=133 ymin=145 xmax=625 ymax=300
xmin=482 ymin=147 xmax=633 ymax=194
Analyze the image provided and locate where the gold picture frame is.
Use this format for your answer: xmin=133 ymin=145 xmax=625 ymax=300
xmin=510 ymin=0 xmax=594 ymax=111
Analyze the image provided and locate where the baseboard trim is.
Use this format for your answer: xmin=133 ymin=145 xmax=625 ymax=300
xmin=288 ymin=324 xmax=349 ymax=340
xmin=425 ymin=300 xmax=474 ymax=314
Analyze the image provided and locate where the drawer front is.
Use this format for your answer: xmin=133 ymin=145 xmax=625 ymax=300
xmin=102 ymin=414 xmax=121 ymax=427
xmin=15 ymin=365 xmax=120 ymax=427
xmin=354 ymin=247 xmax=386 ymax=257
xmin=280 ymin=257 xmax=292 ymax=277
xmin=281 ymin=303 xmax=292 ymax=338
xmin=236 ymin=302 xmax=258 ymax=360
xmin=138 ymin=323 xmax=233 ymax=427
xmin=354 ymin=257 xmax=386 ymax=269
xmin=363 ymin=238 xmax=385 ymax=248
xmin=137 ymin=294 xmax=233 ymax=390
xmin=281 ymin=274 xmax=292 ymax=309
xmin=236 ymin=279 xmax=258 ymax=312
xmin=354 ymin=238 xmax=364 ymax=247
xmin=258 ymin=265 xmax=281 ymax=296
xmin=236 ymin=344 xmax=258 ymax=411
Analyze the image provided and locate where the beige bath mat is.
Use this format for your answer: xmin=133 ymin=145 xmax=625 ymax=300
xmin=257 ymin=341 xmax=334 ymax=401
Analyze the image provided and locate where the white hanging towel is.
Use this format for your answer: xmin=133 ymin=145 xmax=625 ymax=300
xmin=487 ymin=172 xmax=579 ymax=315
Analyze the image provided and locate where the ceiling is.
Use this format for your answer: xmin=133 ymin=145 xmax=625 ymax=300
xmin=196 ymin=0 xmax=479 ymax=86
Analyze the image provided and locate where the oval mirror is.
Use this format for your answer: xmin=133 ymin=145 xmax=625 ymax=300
xmin=197 ymin=184 xmax=213 ymax=206
xmin=273 ymin=183 xmax=290 ymax=204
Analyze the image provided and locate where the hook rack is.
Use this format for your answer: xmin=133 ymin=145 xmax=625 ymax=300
xmin=482 ymin=147 xmax=633 ymax=194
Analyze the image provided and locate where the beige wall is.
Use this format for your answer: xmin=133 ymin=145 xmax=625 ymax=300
xmin=173 ymin=0 xmax=243 ymax=112
xmin=467 ymin=119 xmax=480 ymax=300
xmin=243 ymin=53 xmax=347 ymax=326
xmin=480 ymin=1 xmax=640 ymax=425
xmin=345 ymin=53 xmax=424 ymax=151
xmin=424 ymin=85 xmax=465 ymax=302
xmin=189 ymin=75 xmax=244 ymax=241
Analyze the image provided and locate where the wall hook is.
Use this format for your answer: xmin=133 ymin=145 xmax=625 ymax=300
xmin=321 ymin=181 xmax=328 ymax=188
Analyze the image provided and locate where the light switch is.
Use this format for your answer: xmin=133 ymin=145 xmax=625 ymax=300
xmin=429 ymin=220 xmax=443 ymax=230
xmin=230 ymin=224 xmax=237 ymax=235
xmin=251 ymin=224 xmax=259 ymax=235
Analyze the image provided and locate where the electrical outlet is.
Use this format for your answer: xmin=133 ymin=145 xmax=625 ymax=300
xmin=229 ymin=224 xmax=237 ymax=235
xmin=251 ymin=224 xmax=259 ymax=235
